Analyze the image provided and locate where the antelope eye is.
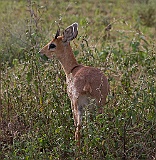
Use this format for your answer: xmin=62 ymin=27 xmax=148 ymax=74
xmin=48 ymin=43 xmax=56 ymax=50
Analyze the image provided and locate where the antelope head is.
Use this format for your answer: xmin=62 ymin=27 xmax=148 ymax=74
xmin=39 ymin=22 xmax=78 ymax=59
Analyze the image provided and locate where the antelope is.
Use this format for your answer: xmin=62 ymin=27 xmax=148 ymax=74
xmin=39 ymin=22 xmax=109 ymax=147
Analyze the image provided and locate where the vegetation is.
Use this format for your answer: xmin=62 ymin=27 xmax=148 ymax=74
xmin=0 ymin=0 xmax=156 ymax=159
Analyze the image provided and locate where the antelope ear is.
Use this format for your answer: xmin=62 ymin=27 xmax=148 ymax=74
xmin=55 ymin=29 xmax=60 ymax=39
xmin=63 ymin=22 xmax=78 ymax=42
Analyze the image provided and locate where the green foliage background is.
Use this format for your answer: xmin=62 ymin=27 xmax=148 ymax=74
xmin=0 ymin=0 xmax=156 ymax=159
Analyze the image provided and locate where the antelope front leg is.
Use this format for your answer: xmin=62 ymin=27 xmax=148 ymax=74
xmin=75 ymin=109 xmax=82 ymax=147
xmin=72 ymin=99 xmax=82 ymax=147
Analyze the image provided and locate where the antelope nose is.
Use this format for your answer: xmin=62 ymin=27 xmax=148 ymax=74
xmin=38 ymin=50 xmax=43 ymax=55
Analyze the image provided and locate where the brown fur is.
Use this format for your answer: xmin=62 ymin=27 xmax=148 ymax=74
xmin=40 ymin=24 xmax=109 ymax=147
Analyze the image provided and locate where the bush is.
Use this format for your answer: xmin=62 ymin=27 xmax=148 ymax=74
xmin=0 ymin=0 xmax=156 ymax=159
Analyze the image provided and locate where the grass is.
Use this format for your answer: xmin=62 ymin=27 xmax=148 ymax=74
xmin=0 ymin=0 xmax=156 ymax=159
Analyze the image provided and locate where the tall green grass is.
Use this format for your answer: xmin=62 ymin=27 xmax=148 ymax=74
xmin=0 ymin=0 xmax=156 ymax=159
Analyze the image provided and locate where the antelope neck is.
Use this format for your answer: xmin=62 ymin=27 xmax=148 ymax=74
xmin=58 ymin=44 xmax=79 ymax=75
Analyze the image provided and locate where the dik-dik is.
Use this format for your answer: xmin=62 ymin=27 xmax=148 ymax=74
xmin=40 ymin=23 xmax=109 ymax=147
